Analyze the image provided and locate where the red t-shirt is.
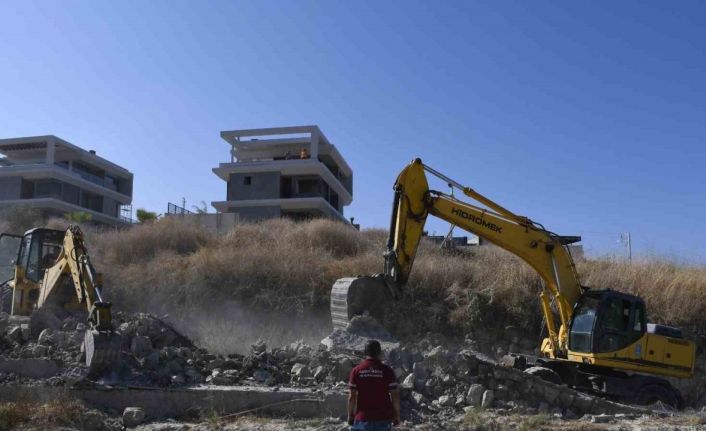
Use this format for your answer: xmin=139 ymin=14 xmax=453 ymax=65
xmin=348 ymin=357 xmax=398 ymax=421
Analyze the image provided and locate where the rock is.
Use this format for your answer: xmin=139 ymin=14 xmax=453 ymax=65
xmin=206 ymin=358 xmax=224 ymax=371
xmin=425 ymin=379 xmax=440 ymax=397
xmin=313 ymin=366 xmax=326 ymax=381
xmin=455 ymin=394 xmax=466 ymax=408
xmin=32 ymin=344 xmax=49 ymax=357
xmin=185 ymin=367 xmax=203 ymax=382
xmin=442 ymin=374 xmax=453 ymax=386
xmin=6 ymin=326 xmax=22 ymax=342
xmin=122 ymin=407 xmax=145 ymax=427
xmin=411 ymin=392 xmax=425 ymax=405
xmin=142 ymin=351 xmax=160 ymax=370
xmin=466 ymin=384 xmax=485 ymax=407
xmin=556 ymin=391 xmax=575 ymax=408
xmin=590 ymin=414 xmax=614 ymax=424
xmin=563 ymin=409 xmax=579 ymax=420
xmin=61 ymin=317 xmax=78 ymax=331
xmin=207 ymin=369 xmax=238 ymax=385
xmin=437 ymin=394 xmax=454 ymax=407
xmin=166 ymin=359 xmax=182 ymax=374
xmin=251 ymin=339 xmax=267 ymax=354
xmin=401 ymin=373 xmax=415 ymax=390
xmin=20 ymin=323 xmax=30 ymax=340
xmin=412 ymin=362 xmax=427 ymax=380
xmin=81 ymin=410 xmax=105 ymax=431
xmin=336 ymin=358 xmax=353 ymax=382
xmin=38 ymin=328 xmax=54 ymax=345
xmin=171 ymin=374 xmax=185 ymax=385
xmin=481 ymin=390 xmax=494 ymax=408
xmin=291 ymin=363 xmax=311 ymax=378
xmin=130 ymin=336 xmax=153 ymax=358
xmin=253 ymin=368 xmax=271 ymax=383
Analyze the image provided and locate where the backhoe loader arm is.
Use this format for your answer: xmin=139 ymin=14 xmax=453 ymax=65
xmin=385 ymin=159 xmax=583 ymax=355
xmin=38 ymin=225 xmax=112 ymax=331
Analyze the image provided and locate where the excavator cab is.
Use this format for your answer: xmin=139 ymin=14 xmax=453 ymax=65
xmin=569 ymin=289 xmax=646 ymax=354
xmin=567 ymin=288 xmax=694 ymax=379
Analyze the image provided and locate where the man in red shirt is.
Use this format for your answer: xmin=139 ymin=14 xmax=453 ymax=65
xmin=348 ymin=340 xmax=401 ymax=430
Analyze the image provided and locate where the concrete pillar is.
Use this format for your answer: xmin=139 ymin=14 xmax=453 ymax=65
xmin=46 ymin=138 xmax=55 ymax=165
xmin=310 ymin=128 xmax=319 ymax=159
xmin=230 ymin=137 xmax=239 ymax=163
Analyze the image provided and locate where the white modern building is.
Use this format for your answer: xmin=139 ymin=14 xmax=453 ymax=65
xmin=212 ymin=126 xmax=352 ymax=221
xmin=0 ymin=135 xmax=133 ymax=225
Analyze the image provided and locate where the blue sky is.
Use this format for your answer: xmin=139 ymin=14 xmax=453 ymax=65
xmin=1 ymin=1 xmax=705 ymax=261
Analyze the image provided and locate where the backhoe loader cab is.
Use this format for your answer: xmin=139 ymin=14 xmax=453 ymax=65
xmin=0 ymin=228 xmax=65 ymax=315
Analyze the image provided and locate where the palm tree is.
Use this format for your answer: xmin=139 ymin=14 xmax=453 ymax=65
xmin=136 ymin=209 xmax=158 ymax=223
xmin=192 ymin=201 xmax=208 ymax=214
xmin=67 ymin=212 xmax=92 ymax=223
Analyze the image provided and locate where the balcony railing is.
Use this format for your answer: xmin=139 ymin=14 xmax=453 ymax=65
xmin=0 ymin=160 xmax=126 ymax=194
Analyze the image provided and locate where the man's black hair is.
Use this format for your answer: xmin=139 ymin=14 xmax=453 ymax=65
xmin=364 ymin=339 xmax=382 ymax=358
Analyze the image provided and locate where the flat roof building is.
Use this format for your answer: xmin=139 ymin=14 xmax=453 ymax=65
xmin=0 ymin=135 xmax=133 ymax=226
xmin=212 ymin=126 xmax=352 ymax=221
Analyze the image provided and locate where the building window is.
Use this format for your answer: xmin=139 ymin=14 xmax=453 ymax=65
xmin=297 ymin=178 xmax=319 ymax=196
xmin=34 ymin=180 xmax=62 ymax=199
xmin=243 ymin=176 xmax=252 ymax=185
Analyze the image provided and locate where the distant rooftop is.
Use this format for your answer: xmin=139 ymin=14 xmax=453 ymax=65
xmin=219 ymin=125 xmax=352 ymax=177
xmin=0 ymin=135 xmax=131 ymax=175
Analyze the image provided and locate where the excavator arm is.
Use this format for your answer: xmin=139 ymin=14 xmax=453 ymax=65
xmin=387 ymin=159 xmax=583 ymax=356
xmin=333 ymin=158 xmax=583 ymax=357
xmin=38 ymin=226 xmax=113 ymax=331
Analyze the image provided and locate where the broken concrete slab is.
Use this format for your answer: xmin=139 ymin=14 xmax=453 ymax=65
xmin=0 ymin=358 xmax=59 ymax=378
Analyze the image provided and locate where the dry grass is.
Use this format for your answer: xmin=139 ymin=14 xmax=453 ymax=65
xmin=3 ymin=212 xmax=706 ymax=348
xmin=0 ymin=396 xmax=90 ymax=431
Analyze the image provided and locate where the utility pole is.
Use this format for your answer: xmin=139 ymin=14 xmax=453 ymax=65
xmin=182 ymin=197 xmax=186 ymax=211
xmin=620 ymin=232 xmax=632 ymax=263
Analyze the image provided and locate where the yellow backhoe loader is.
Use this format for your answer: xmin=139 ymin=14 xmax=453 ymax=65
xmin=0 ymin=225 xmax=121 ymax=373
xmin=331 ymin=158 xmax=694 ymax=408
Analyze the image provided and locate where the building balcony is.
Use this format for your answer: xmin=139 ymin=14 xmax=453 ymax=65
xmin=211 ymin=197 xmax=347 ymax=221
xmin=0 ymin=163 xmax=131 ymax=203
xmin=0 ymin=198 xmax=127 ymax=226
xmin=213 ymin=158 xmax=352 ymax=205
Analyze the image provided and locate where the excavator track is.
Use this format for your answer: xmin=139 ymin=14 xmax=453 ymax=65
xmin=84 ymin=330 xmax=122 ymax=374
xmin=330 ymin=276 xmax=392 ymax=331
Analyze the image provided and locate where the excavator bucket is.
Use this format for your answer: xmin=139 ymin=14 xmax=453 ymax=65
xmin=330 ymin=276 xmax=393 ymax=330
xmin=84 ymin=330 xmax=122 ymax=374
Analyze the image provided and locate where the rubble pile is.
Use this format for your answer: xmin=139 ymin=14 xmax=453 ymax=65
xmin=0 ymin=310 xmax=690 ymax=426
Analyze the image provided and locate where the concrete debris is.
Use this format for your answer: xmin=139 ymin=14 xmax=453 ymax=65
xmin=123 ymin=407 xmax=146 ymax=427
xmin=466 ymin=383 xmax=484 ymax=406
xmin=0 ymin=309 xmax=680 ymax=428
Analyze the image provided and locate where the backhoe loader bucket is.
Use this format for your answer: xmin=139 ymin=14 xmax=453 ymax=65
xmin=84 ymin=330 xmax=122 ymax=374
xmin=330 ymin=276 xmax=393 ymax=330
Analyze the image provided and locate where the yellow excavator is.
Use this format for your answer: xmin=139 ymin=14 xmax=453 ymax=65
xmin=331 ymin=158 xmax=695 ymax=408
xmin=0 ymin=225 xmax=121 ymax=373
